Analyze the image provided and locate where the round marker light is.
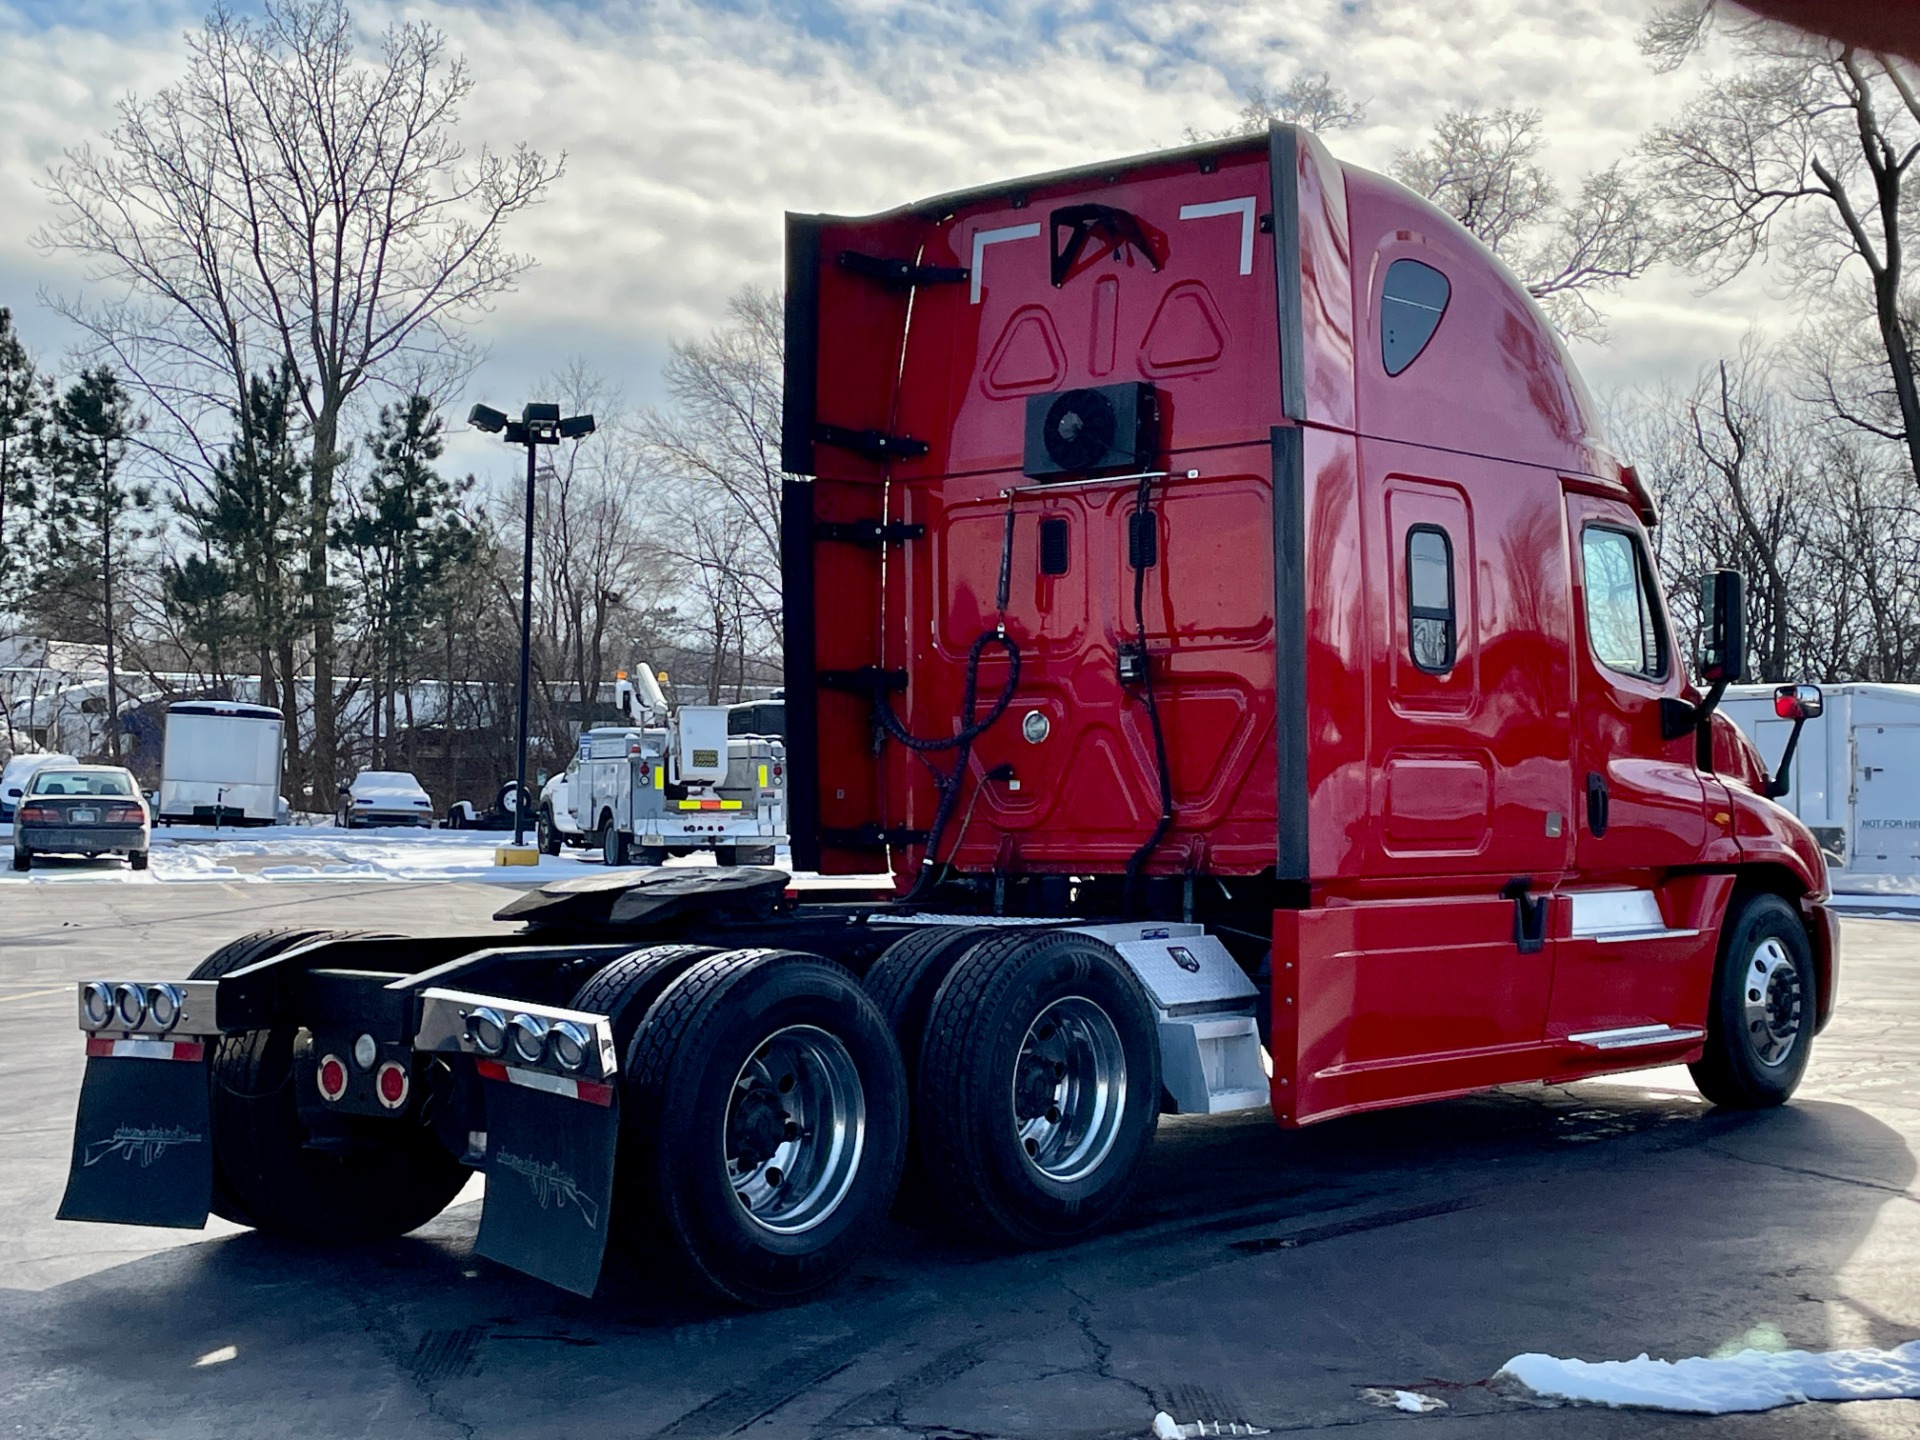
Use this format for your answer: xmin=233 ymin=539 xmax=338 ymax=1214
xmin=1022 ymin=709 xmax=1051 ymax=745
xmin=547 ymin=1020 xmax=590 ymax=1073
xmin=508 ymin=1012 xmax=549 ymax=1065
xmin=81 ymin=982 xmax=115 ymax=1030
xmin=317 ymin=1054 xmax=349 ymax=1102
xmin=114 ymin=983 xmax=147 ymax=1029
xmin=374 ymin=1061 xmax=410 ymax=1110
xmin=146 ymin=984 xmax=184 ymax=1032
xmin=353 ymin=1033 xmax=378 ymax=1070
xmin=467 ymin=1007 xmax=507 ymax=1056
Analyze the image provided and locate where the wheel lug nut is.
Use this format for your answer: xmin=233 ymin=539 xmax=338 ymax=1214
xmin=784 ymin=1120 xmax=798 ymax=1139
xmin=778 ymin=1073 xmax=796 ymax=1093
xmin=765 ymin=1166 xmax=784 ymax=1188
xmin=1024 ymin=1138 xmax=1038 ymax=1157
xmin=1046 ymin=1105 xmax=1061 ymax=1123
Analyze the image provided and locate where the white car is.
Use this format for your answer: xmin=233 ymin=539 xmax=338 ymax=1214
xmin=1 ymin=752 xmax=80 ymax=825
xmin=338 ymin=770 xmax=435 ymax=828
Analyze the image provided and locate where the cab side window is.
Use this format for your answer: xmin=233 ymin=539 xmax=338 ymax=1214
xmin=1581 ymin=525 xmax=1668 ymax=680
xmin=1381 ymin=259 xmax=1450 ymax=376
xmin=1406 ymin=525 xmax=1455 ymax=673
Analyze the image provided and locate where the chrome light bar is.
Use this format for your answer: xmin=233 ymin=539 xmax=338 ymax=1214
xmin=414 ymin=987 xmax=618 ymax=1083
xmin=75 ymin=979 xmax=219 ymax=1037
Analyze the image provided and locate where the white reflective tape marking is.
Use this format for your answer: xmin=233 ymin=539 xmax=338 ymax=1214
xmin=111 ymin=1038 xmax=177 ymax=1060
xmin=503 ymin=1065 xmax=579 ymax=1100
xmin=1178 ymin=197 xmax=1257 ymax=275
xmin=970 ymin=222 xmax=1042 ymax=304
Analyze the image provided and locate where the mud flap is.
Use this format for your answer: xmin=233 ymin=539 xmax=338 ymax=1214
xmin=58 ymin=1050 xmax=213 ymax=1228
xmin=475 ymin=1077 xmax=619 ymax=1297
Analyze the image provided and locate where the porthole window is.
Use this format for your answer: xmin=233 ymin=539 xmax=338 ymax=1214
xmin=1406 ymin=524 xmax=1455 ymax=673
xmin=1381 ymin=259 xmax=1450 ymax=376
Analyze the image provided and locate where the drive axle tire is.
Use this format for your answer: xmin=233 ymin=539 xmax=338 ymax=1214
xmin=189 ymin=928 xmax=467 ymax=1240
xmin=917 ymin=930 xmax=1160 ymax=1247
xmin=1690 ymin=893 xmax=1817 ymax=1109
xmin=619 ymin=948 xmax=907 ymax=1308
xmin=863 ymin=926 xmax=992 ymax=1221
xmin=567 ymin=944 xmax=719 ymax=1056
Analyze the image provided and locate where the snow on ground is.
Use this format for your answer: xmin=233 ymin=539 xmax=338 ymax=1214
xmin=1497 ymin=1341 xmax=1920 ymax=1413
xmin=0 ymin=824 xmax=893 ymax=890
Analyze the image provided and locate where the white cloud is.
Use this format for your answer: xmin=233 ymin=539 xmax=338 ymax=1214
xmin=0 ymin=0 xmax=1792 ymax=483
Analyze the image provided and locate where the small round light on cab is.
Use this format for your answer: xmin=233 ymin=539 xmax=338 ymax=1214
xmin=353 ymin=1033 xmax=378 ymax=1070
xmin=1022 ymin=709 xmax=1051 ymax=745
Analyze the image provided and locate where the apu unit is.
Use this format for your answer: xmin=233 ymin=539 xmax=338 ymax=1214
xmin=1022 ymin=381 xmax=1158 ymax=480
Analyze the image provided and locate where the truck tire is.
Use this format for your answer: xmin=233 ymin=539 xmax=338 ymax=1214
xmin=916 ymin=930 xmax=1160 ymax=1247
xmin=863 ymin=926 xmax=992 ymax=1220
xmin=189 ymin=927 xmax=468 ymax=1240
xmin=567 ymin=944 xmax=719 ymax=1055
xmin=618 ymin=948 xmax=907 ymax=1307
xmin=537 ymin=808 xmax=561 ymax=856
xmin=1690 ymin=893 xmax=1817 ymax=1109
xmin=601 ymin=817 xmax=630 ymax=867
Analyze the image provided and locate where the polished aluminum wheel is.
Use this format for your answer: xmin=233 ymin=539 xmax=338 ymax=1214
xmin=725 ymin=1025 xmax=866 ymax=1235
xmin=1744 ymin=936 xmax=1804 ymax=1068
xmin=1011 ymin=996 xmax=1128 ymax=1184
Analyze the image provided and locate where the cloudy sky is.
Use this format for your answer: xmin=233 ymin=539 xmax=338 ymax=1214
xmin=0 ymin=0 xmax=1780 ymax=484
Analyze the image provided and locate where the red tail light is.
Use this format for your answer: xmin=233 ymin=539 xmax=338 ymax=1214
xmin=18 ymin=806 xmax=56 ymax=824
xmin=105 ymin=806 xmax=145 ymax=824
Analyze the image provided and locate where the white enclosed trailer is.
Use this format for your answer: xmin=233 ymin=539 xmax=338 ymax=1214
xmin=1721 ymin=683 xmax=1920 ymax=877
xmin=157 ymin=701 xmax=285 ymax=825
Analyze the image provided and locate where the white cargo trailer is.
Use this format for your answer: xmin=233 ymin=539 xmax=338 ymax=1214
xmin=157 ymin=701 xmax=285 ymax=826
xmin=1721 ymin=683 xmax=1920 ymax=877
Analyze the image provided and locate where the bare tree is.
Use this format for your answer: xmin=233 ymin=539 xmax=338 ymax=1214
xmin=1183 ymin=71 xmax=1367 ymax=142
xmin=1391 ymin=109 xmax=1664 ymax=340
xmin=634 ymin=289 xmax=787 ymax=656
xmin=1641 ymin=5 xmax=1920 ymax=487
xmin=38 ymin=0 xmax=562 ymax=797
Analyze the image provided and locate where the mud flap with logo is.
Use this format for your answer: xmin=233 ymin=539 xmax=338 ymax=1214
xmin=58 ymin=1048 xmax=214 ymax=1228
xmin=475 ymin=1076 xmax=619 ymax=1297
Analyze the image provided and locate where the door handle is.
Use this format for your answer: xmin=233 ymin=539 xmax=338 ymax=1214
xmin=1863 ymin=766 xmax=1883 ymax=779
xmin=1585 ymin=771 xmax=1610 ymax=838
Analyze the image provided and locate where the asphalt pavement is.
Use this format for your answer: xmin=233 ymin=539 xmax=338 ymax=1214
xmin=0 ymin=881 xmax=1916 ymax=1439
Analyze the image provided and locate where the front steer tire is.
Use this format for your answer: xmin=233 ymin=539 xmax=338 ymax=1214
xmin=1690 ymin=892 xmax=1817 ymax=1110
xmin=189 ymin=927 xmax=468 ymax=1240
xmin=616 ymin=949 xmax=907 ymax=1308
xmin=916 ymin=930 xmax=1161 ymax=1248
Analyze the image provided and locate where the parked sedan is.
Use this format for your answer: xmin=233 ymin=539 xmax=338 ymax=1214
xmin=338 ymin=770 xmax=435 ymax=828
xmin=10 ymin=765 xmax=150 ymax=871
xmin=0 ymin=752 xmax=80 ymax=824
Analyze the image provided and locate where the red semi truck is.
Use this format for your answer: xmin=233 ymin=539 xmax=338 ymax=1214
xmin=57 ymin=124 xmax=1836 ymax=1307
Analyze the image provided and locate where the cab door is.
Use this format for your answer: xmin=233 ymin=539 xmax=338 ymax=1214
xmin=1554 ymin=493 xmax=1713 ymax=1034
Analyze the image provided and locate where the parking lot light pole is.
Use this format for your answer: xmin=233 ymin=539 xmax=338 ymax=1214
xmin=467 ymin=402 xmax=596 ymax=852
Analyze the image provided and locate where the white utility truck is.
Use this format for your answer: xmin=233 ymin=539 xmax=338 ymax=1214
xmin=572 ymin=666 xmax=787 ymax=867
xmin=1722 ymin=682 xmax=1920 ymax=877
xmin=157 ymin=701 xmax=285 ymax=826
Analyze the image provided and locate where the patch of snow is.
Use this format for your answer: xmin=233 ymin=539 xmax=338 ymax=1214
xmin=1151 ymin=1414 xmax=1268 ymax=1438
xmin=1357 ymin=1388 xmax=1447 ymax=1414
xmin=1497 ymin=1341 xmax=1920 ymax=1413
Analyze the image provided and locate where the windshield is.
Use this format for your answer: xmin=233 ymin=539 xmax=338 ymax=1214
xmin=28 ymin=770 xmax=135 ymax=797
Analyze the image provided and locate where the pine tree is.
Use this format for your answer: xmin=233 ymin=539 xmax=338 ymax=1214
xmin=32 ymin=367 xmax=145 ymax=762
xmin=168 ymin=366 xmax=309 ymax=729
xmin=336 ymin=395 xmax=478 ymax=767
xmin=0 ymin=308 xmax=49 ymax=620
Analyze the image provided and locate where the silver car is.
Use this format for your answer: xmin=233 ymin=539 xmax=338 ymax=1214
xmin=9 ymin=765 xmax=151 ymax=872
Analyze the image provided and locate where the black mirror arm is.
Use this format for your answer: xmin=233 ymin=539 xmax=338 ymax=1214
xmin=1766 ymin=714 xmax=1808 ymax=800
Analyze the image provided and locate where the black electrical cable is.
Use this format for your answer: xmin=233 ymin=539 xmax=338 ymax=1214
xmin=1122 ymin=470 xmax=1175 ymax=914
xmin=878 ymin=496 xmax=1022 ymax=900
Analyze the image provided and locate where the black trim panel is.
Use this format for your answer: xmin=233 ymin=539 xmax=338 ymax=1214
xmin=780 ymin=478 xmax=822 ymax=872
xmin=782 ymin=215 xmax=824 ymax=476
xmin=1267 ymin=124 xmax=1307 ymax=424
xmin=1271 ymin=425 xmax=1309 ymax=881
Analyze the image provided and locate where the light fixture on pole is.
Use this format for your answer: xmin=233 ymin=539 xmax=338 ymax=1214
xmin=468 ymin=401 xmax=596 ymax=857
